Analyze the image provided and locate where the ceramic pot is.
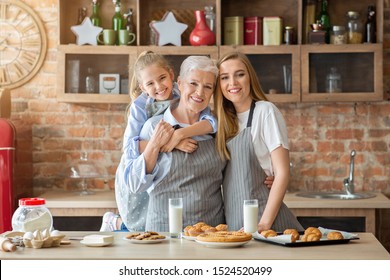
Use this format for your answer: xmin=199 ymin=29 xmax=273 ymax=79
xmin=189 ymin=10 xmax=216 ymax=46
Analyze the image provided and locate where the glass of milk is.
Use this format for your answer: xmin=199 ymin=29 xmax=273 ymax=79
xmin=243 ymin=199 xmax=259 ymax=233
xmin=169 ymin=198 xmax=183 ymax=238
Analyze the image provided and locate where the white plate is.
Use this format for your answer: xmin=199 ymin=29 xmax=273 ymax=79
xmin=182 ymin=235 xmax=197 ymax=241
xmin=123 ymin=237 xmax=167 ymax=244
xmin=195 ymin=240 xmax=251 ymax=248
xmin=80 ymin=240 xmax=113 ymax=247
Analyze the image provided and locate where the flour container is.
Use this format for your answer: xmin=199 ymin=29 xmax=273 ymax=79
xmin=11 ymin=198 xmax=53 ymax=232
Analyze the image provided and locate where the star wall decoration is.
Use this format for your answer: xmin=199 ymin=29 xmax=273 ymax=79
xmin=150 ymin=11 xmax=188 ymax=46
xmin=71 ymin=17 xmax=103 ymax=46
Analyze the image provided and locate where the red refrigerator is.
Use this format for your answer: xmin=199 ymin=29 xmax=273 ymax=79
xmin=0 ymin=118 xmax=16 ymax=233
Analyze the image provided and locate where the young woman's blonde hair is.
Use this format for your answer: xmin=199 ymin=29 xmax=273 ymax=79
xmin=126 ymin=51 xmax=173 ymax=116
xmin=214 ymin=52 xmax=268 ymax=160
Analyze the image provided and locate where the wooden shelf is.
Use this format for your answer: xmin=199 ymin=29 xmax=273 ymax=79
xmin=57 ymin=0 xmax=384 ymax=104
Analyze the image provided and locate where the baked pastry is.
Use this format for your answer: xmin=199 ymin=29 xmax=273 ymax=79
xmin=183 ymin=225 xmax=193 ymax=236
xmin=327 ymin=231 xmax=344 ymax=240
xmin=283 ymin=229 xmax=300 ymax=242
xmin=196 ymin=231 xmax=252 ymax=242
xmin=301 ymin=233 xmax=321 ymax=242
xmin=188 ymin=227 xmax=203 ymax=237
xmin=194 ymin=222 xmax=207 ymax=228
xmin=304 ymin=227 xmax=322 ymax=238
xmin=204 ymin=227 xmax=217 ymax=233
xmin=260 ymin=229 xmax=278 ymax=238
xmin=215 ymin=224 xmax=228 ymax=231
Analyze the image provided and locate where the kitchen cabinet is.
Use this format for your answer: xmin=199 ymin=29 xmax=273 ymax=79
xmin=57 ymin=0 xmax=384 ymax=104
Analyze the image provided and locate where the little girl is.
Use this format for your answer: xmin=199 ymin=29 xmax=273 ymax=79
xmin=100 ymin=51 xmax=217 ymax=231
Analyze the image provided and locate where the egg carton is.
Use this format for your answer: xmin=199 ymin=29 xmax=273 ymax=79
xmin=23 ymin=235 xmax=65 ymax=249
xmin=8 ymin=229 xmax=67 ymax=249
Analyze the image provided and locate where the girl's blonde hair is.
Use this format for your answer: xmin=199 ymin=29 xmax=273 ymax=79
xmin=214 ymin=52 xmax=268 ymax=160
xmin=126 ymin=51 xmax=173 ymax=116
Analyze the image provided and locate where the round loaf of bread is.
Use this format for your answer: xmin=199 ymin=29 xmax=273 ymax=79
xmin=196 ymin=231 xmax=252 ymax=242
xmin=327 ymin=231 xmax=344 ymax=240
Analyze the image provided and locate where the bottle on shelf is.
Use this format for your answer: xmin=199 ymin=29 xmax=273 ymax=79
xmin=85 ymin=67 xmax=97 ymax=93
xmin=124 ymin=8 xmax=136 ymax=45
xmin=112 ymin=0 xmax=125 ymax=45
xmin=326 ymin=67 xmax=342 ymax=93
xmin=316 ymin=0 xmax=331 ymax=44
xmin=90 ymin=0 xmax=102 ymax=27
xmin=204 ymin=6 xmax=216 ymax=34
xmin=364 ymin=5 xmax=376 ymax=43
xmin=346 ymin=11 xmax=363 ymax=44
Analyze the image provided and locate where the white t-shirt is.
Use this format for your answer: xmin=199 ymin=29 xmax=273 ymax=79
xmin=236 ymin=101 xmax=289 ymax=176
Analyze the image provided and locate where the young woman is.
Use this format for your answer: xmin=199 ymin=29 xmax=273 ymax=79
xmin=214 ymin=52 xmax=303 ymax=232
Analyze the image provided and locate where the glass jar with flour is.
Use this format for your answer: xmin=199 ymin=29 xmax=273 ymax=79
xmin=12 ymin=198 xmax=53 ymax=232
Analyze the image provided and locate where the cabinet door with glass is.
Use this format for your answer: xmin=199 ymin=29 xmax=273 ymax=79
xmin=57 ymin=45 xmax=137 ymax=104
xmin=301 ymin=44 xmax=383 ymax=102
xmin=220 ymin=46 xmax=301 ymax=103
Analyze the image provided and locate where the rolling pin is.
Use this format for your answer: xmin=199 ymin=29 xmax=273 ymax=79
xmin=0 ymin=237 xmax=16 ymax=252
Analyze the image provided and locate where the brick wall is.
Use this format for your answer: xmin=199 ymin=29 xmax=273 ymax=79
xmin=7 ymin=1 xmax=390 ymax=249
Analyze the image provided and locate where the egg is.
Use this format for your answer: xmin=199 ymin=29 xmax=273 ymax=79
xmin=23 ymin=231 xmax=34 ymax=240
xmin=50 ymin=230 xmax=63 ymax=237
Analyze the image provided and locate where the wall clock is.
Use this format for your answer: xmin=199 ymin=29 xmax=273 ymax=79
xmin=0 ymin=0 xmax=47 ymax=89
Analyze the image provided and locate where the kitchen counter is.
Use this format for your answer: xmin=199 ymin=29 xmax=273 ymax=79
xmin=40 ymin=190 xmax=390 ymax=234
xmin=0 ymin=231 xmax=389 ymax=260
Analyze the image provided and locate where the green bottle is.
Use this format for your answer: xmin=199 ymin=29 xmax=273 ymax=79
xmin=90 ymin=0 xmax=101 ymax=27
xmin=317 ymin=0 xmax=331 ymax=43
xmin=112 ymin=0 xmax=125 ymax=45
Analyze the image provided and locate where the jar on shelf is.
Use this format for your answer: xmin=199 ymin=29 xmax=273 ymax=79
xmin=284 ymin=26 xmax=295 ymax=45
xmin=346 ymin=11 xmax=363 ymax=44
xmin=85 ymin=67 xmax=97 ymax=93
xmin=12 ymin=198 xmax=53 ymax=232
xmin=326 ymin=67 xmax=342 ymax=93
xmin=330 ymin=25 xmax=347 ymax=44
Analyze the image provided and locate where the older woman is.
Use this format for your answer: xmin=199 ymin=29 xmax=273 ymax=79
xmin=117 ymin=56 xmax=225 ymax=231
xmin=214 ymin=52 xmax=303 ymax=232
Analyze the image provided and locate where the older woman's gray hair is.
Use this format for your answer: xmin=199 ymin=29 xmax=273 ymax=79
xmin=179 ymin=56 xmax=219 ymax=83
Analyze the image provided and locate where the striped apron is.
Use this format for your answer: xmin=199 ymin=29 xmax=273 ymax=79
xmin=222 ymin=102 xmax=303 ymax=231
xmin=146 ymin=139 xmax=226 ymax=232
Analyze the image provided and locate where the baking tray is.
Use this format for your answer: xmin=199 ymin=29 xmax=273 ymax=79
xmin=253 ymin=230 xmax=359 ymax=247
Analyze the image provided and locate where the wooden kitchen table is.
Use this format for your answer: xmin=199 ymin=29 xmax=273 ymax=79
xmin=1 ymin=231 xmax=389 ymax=260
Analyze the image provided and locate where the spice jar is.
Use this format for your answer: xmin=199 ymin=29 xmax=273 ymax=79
xmin=330 ymin=25 xmax=347 ymax=44
xmin=326 ymin=67 xmax=342 ymax=93
xmin=12 ymin=198 xmax=53 ymax=232
xmin=346 ymin=11 xmax=363 ymax=44
xmin=284 ymin=26 xmax=295 ymax=45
